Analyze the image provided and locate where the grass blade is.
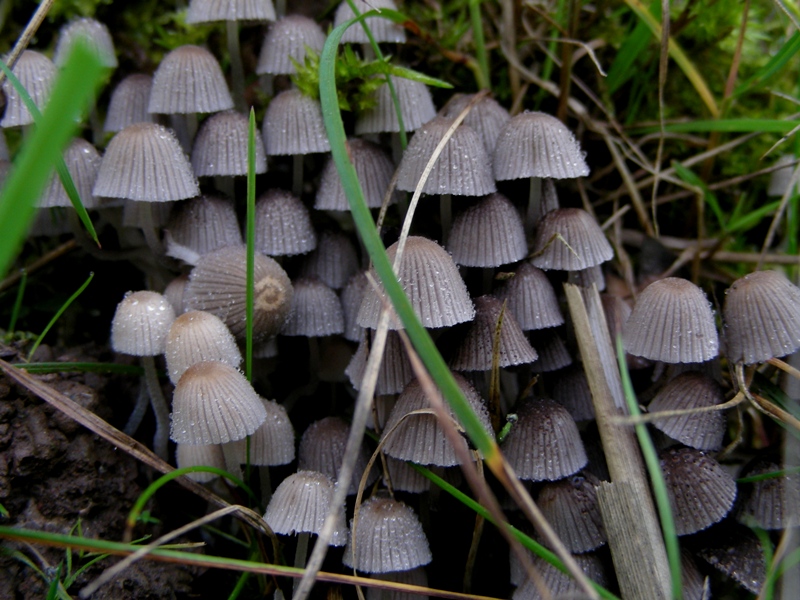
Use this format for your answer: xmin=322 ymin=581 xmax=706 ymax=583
xmin=734 ymin=31 xmax=800 ymax=97
xmin=468 ymin=0 xmax=490 ymax=90
xmin=7 ymin=268 xmax=27 ymax=335
xmin=671 ymin=161 xmax=726 ymax=232
xmin=606 ymin=16 xmax=651 ymax=93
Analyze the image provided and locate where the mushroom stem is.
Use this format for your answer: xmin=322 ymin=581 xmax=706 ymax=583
xmin=293 ymin=532 xmax=310 ymax=594
xmin=293 ymin=154 xmax=303 ymax=197
xmin=440 ymin=193 xmax=452 ymax=245
xmin=140 ymin=202 xmax=165 ymax=256
xmin=526 ymin=175 xmax=542 ymax=232
xmin=123 ymin=382 xmax=149 ymax=436
xmin=275 ymin=0 xmax=286 ymax=17
xmin=142 ymin=354 xmax=170 ymax=460
xmin=259 ymin=466 xmax=272 ymax=504
xmin=226 ymin=20 xmax=246 ymax=113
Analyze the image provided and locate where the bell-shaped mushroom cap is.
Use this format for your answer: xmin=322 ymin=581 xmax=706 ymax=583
xmin=164 ymin=274 xmax=191 ymax=315
xmin=381 ymin=373 xmax=492 ymax=467
xmin=396 ymin=116 xmax=496 ymax=196
xmin=493 ymin=111 xmax=589 ymax=181
xmin=54 ymin=17 xmax=117 ymax=68
xmin=345 ymin=330 xmax=414 ymax=395
xmin=502 ymin=397 xmax=587 ymax=481
xmin=660 ymin=446 xmax=736 ymax=536
xmin=38 ymin=139 xmax=102 ymax=209
xmin=552 ymin=365 xmax=595 ymax=422
xmin=176 ymin=442 xmax=227 ymax=482
xmin=165 ymin=195 xmax=242 ymax=262
xmin=165 ymin=310 xmax=242 ymax=384
xmin=104 ymin=74 xmax=155 ymax=132
xmin=264 ymin=470 xmax=347 ymax=544
xmin=367 ymin=567 xmax=428 ymax=600
xmin=736 ymin=456 xmax=800 ymax=530
xmin=111 ymin=290 xmax=177 ymax=356
xmin=678 ymin=549 xmax=709 ymax=600
xmin=723 ymin=270 xmax=800 ymax=364
xmin=512 ymin=552 xmax=607 ymax=599
xmin=440 ymin=93 xmax=511 ymax=155
xmin=568 ymin=264 xmax=606 ymax=291
xmin=341 ymin=271 xmax=368 ymax=342
xmin=531 ymin=208 xmax=613 ymax=271
xmin=299 ymin=416 xmax=378 ymax=495
xmin=148 ymin=45 xmax=233 ymax=114
xmin=358 ymin=236 xmax=475 ymax=330
xmin=530 ymin=328 xmax=572 ymax=372
xmin=254 ymin=189 xmax=317 ymax=257
xmin=256 ymin=15 xmax=325 ymax=75
xmin=171 ymin=360 xmax=268 ymax=444
xmin=495 ymin=262 xmax=564 ymax=330
xmin=300 ymin=230 xmax=359 ymax=289
xmin=186 ymin=0 xmax=276 ymax=23
xmin=537 ymin=472 xmax=606 ymax=553
xmin=697 ymin=524 xmax=766 ymax=594
xmin=94 ymin=123 xmax=200 ymax=202
xmin=647 ymin=371 xmax=725 ymax=450
xmin=262 ymin=89 xmax=330 ymax=155
xmin=1 ymin=50 xmax=56 ymax=128
xmin=450 ymin=296 xmax=538 ymax=371
xmin=356 ymin=76 xmax=437 ymax=135
xmin=227 ymin=398 xmax=295 ymax=466
xmin=191 ymin=110 xmax=267 ymax=177
xmin=281 ymin=277 xmax=345 ymax=337
xmin=343 ymin=496 xmax=431 ymax=573
xmin=335 ymin=0 xmax=406 ymax=44
xmin=186 ymin=245 xmax=293 ymax=340
xmin=316 ymin=139 xmax=397 ymax=210
xmin=624 ymin=277 xmax=719 ymax=364
xmin=448 ymin=194 xmax=527 ymax=267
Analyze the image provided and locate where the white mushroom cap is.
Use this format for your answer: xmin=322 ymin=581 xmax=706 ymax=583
xmin=226 ymin=398 xmax=295 ymax=466
xmin=335 ymin=0 xmax=406 ymax=44
xmin=104 ymin=74 xmax=155 ymax=133
xmin=54 ymin=17 xmax=117 ymax=68
xmin=164 ymin=310 xmax=242 ymax=384
xmin=191 ymin=110 xmax=267 ymax=177
xmin=111 ymin=290 xmax=176 ymax=356
xmin=1 ymin=50 xmax=56 ymax=128
xmin=262 ymin=89 xmax=330 ymax=155
xmin=186 ymin=0 xmax=276 ymax=23
xmin=256 ymin=15 xmax=325 ymax=75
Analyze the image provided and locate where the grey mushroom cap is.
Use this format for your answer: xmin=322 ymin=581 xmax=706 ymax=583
xmin=697 ymin=525 xmax=766 ymax=594
xmin=341 ymin=271 xmax=368 ymax=342
xmin=111 ymin=290 xmax=177 ymax=356
xmin=495 ymin=262 xmax=564 ymax=330
xmin=256 ymin=15 xmax=325 ymax=75
xmin=356 ymin=75 xmax=437 ymax=135
xmin=531 ymin=208 xmax=613 ymax=271
xmin=262 ymin=89 xmax=330 ymax=155
xmin=530 ymin=327 xmax=572 ymax=372
xmin=191 ymin=110 xmax=267 ymax=177
xmin=280 ymin=277 xmax=345 ymax=337
xmin=227 ymin=398 xmax=295 ymax=466
xmin=186 ymin=0 xmax=277 ymax=23
xmin=552 ymin=365 xmax=595 ymax=422
xmin=164 ymin=310 xmax=242 ymax=384
xmin=1 ymin=50 xmax=56 ymax=128
xmin=299 ymin=230 xmax=358 ymax=289
xmin=165 ymin=195 xmax=242 ymax=260
xmin=255 ymin=189 xmax=317 ymax=257
xmin=736 ymin=457 xmax=800 ymax=530
xmin=440 ymin=93 xmax=511 ymax=154
xmin=316 ymin=139 xmax=398 ymax=210
xmin=512 ymin=552 xmax=607 ymax=599
xmin=537 ymin=472 xmax=606 ymax=554
xmin=54 ymin=17 xmax=117 ymax=68
xmin=335 ymin=0 xmax=406 ymax=44
xmin=38 ymin=139 xmax=102 ymax=209
xmin=345 ymin=329 xmax=414 ymax=395
xmin=104 ymin=74 xmax=155 ymax=132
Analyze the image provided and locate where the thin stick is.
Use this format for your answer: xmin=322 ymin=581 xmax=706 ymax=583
xmin=142 ymin=355 xmax=170 ymax=460
xmin=0 ymin=0 xmax=55 ymax=82
xmin=0 ymin=239 xmax=77 ymax=292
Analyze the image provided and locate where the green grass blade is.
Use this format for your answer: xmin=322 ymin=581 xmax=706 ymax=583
xmin=671 ymin=161 xmax=726 ymax=232
xmin=0 ymin=42 xmax=105 ymax=278
xmin=468 ymin=0 xmax=490 ymax=90
xmin=734 ymin=31 xmax=800 ymax=97
xmin=7 ymin=268 xmax=27 ymax=335
xmin=606 ymin=17 xmax=651 ymax=93
xmin=727 ymin=199 xmax=781 ymax=234
xmin=634 ymin=119 xmax=800 ymax=134
xmin=15 ymin=362 xmax=144 ymax=375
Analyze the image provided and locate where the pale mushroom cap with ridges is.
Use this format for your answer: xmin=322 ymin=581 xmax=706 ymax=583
xmin=341 ymin=271 xmax=368 ymax=342
xmin=343 ymin=496 xmax=431 ymax=573
xmin=531 ymin=208 xmax=613 ymax=271
xmin=335 ymin=0 xmax=406 ymax=44
xmin=538 ymin=472 xmax=606 ymax=554
xmin=299 ymin=230 xmax=358 ymax=289
xmin=255 ymin=189 xmax=317 ymax=256
xmin=440 ymin=93 xmax=510 ymax=154
xmin=357 ymin=236 xmax=474 ymax=330
xmin=316 ymin=139 xmax=397 ymax=210
xmin=448 ymin=193 xmax=527 ymax=267
xmin=552 ymin=365 xmax=595 ymax=422
xmin=512 ymin=552 xmax=607 ymax=599
xmin=165 ymin=310 xmax=242 ymax=384
xmin=723 ymin=270 xmax=800 ymax=364
xmin=495 ymin=262 xmax=564 ymax=330
xmin=93 ymin=123 xmax=200 ymax=202
xmin=530 ymin=327 xmax=572 ymax=373
xmin=396 ymin=116 xmax=496 ymax=196
xmin=170 ymin=360 xmax=268 ymax=444
xmin=345 ymin=329 xmax=414 ymax=395
xmin=262 ymin=89 xmax=330 ymax=155
xmin=1 ymin=50 xmax=56 ymax=128
xmin=281 ymin=277 xmax=345 ymax=337
xmin=39 ymin=138 xmax=102 ymax=209
xmin=356 ymin=76 xmax=436 ymax=134
xmin=111 ymin=290 xmax=177 ymax=356
xmin=176 ymin=443 xmax=226 ymax=482
xmin=186 ymin=245 xmax=293 ymax=340
xmin=104 ymin=74 xmax=155 ymax=132
xmin=768 ymin=155 xmax=797 ymax=197
xmin=501 ymin=397 xmax=587 ymax=481
xmin=164 ymin=274 xmax=191 ymax=315
xmin=264 ymin=470 xmax=347 ymax=544
xmin=148 ymin=45 xmax=233 ymax=114
xmin=256 ymin=15 xmax=325 ymax=75
xmin=624 ymin=277 xmax=719 ymax=363
xmin=166 ymin=195 xmax=242 ymax=260
xmin=54 ymin=18 xmax=117 ymax=68
xmin=493 ymin=111 xmax=589 ymax=181
xmin=191 ymin=110 xmax=267 ymax=176
xmin=186 ymin=0 xmax=276 ymax=23
xmin=697 ymin=525 xmax=765 ymax=594
xmin=227 ymin=398 xmax=295 ymax=466
xmin=736 ymin=457 xmax=800 ymax=530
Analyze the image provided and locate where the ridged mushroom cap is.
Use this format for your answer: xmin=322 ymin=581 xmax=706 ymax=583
xmin=502 ymin=397 xmax=587 ymax=481
xmin=186 ymin=0 xmax=276 ymax=23
xmin=723 ymin=270 xmax=800 ymax=364
xmin=165 ymin=310 xmax=242 ymax=384
xmin=186 ymin=245 xmax=293 ymax=340
xmin=381 ymin=373 xmax=492 ymax=467
xmin=1 ymin=50 xmax=56 ymax=128
xmin=448 ymin=193 xmax=527 ymax=267
xmin=736 ymin=457 xmax=800 ymax=530
xmin=227 ymin=398 xmax=295 ymax=466
xmin=256 ymin=15 xmax=325 ymax=75
xmin=341 ymin=271 xmax=368 ymax=342
xmin=697 ymin=524 xmax=765 ymax=594
xmin=54 ymin=17 xmax=117 ymax=67
xmin=357 ymin=236 xmax=474 ymax=330
xmin=396 ymin=116 xmax=496 ymax=196
xmin=531 ymin=208 xmax=613 ymax=271
xmin=104 ymin=74 xmax=155 ymax=132
xmin=537 ymin=472 xmax=606 ymax=553
xmin=164 ymin=274 xmax=191 ymax=315
xmin=93 ymin=123 xmax=200 ymax=201
xmin=335 ymin=0 xmax=406 ymax=44
xmin=111 ymin=290 xmax=176 ymax=356
xmin=171 ymin=360 xmax=268 ymax=444
xmin=495 ymin=262 xmax=564 ymax=330
xmin=450 ymin=296 xmax=538 ymax=371
xmin=264 ymin=470 xmax=347 ymax=544
xmin=39 ymin=139 xmax=102 ymax=209
xmin=355 ymin=75 xmax=436 ymax=134
xmin=298 ymin=416 xmax=378 ymax=495
xmin=299 ymin=230 xmax=358 ymax=289
xmin=176 ymin=443 xmax=226 ymax=482
xmin=148 ymin=45 xmax=233 ymax=114
xmin=255 ymin=189 xmax=317 ymax=257
xmin=648 ymin=371 xmax=726 ymax=450
xmin=262 ymin=89 xmax=330 ymax=155
xmin=165 ymin=195 xmax=242 ymax=262
xmin=768 ymin=155 xmax=797 ymax=197
xmin=191 ymin=110 xmax=267 ymax=176
xmin=568 ymin=264 xmax=606 ymax=291
xmin=440 ymin=93 xmax=511 ymax=154
xmin=367 ymin=567 xmax=428 ymax=600
xmin=529 ymin=328 xmax=572 ymax=372
xmin=512 ymin=552 xmax=607 ymax=599
xmin=552 ymin=365 xmax=595 ymax=422
xmin=345 ymin=330 xmax=415 ymax=395
xmin=281 ymin=277 xmax=345 ymax=337
xmin=624 ymin=277 xmax=719 ymax=363
xmin=660 ymin=446 xmax=736 ymax=535
xmin=343 ymin=496 xmax=431 ymax=573
xmin=316 ymin=139 xmax=397 ymax=210
xmin=493 ymin=111 xmax=589 ymax=181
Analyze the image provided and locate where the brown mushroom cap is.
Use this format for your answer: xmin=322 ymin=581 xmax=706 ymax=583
xmin=111 ymin=290 xmax=177 ymax=356
xmin=531 ymin=208 xmax=613 ymax=271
